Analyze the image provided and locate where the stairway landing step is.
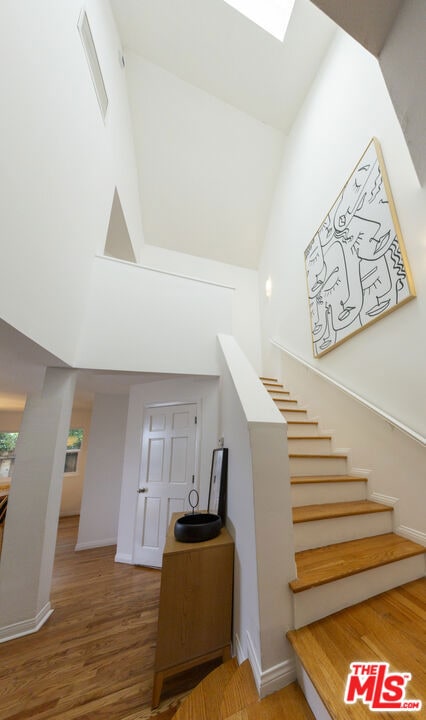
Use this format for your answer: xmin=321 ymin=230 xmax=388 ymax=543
xmin=293 ymin=500 xmax=392 ymax=524
xmin=287 ymin=578 xmax=426 ymax=719
xmin=225 ymin=682 xmax=315 ymax=719
xmin=173 ymin=658 xmax=238 ymax=720
xmin=220 ymin=659 xmax=258 ymax=719
xmin=290 ymin=533 xmax=425 ymax=593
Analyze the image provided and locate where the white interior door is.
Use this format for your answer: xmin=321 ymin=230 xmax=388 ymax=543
xmin=133 ymin=403 xmax=198 ymax=567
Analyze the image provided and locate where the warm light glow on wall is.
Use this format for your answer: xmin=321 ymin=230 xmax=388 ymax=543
xmin=265 ymin=276 xmax=272 ymax=298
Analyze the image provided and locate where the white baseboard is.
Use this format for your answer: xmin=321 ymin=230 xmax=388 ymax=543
xmin=0 ymin=602 xmax=53 ymax=644
xmin=397 ymin=525 xmax=426 ymax=546
xmin=75 ymin=537 xmax=117 ymax=551
xmin=234 ymin=632 xmax=245 ymax=665
xmin=370 ymin=491 xmax=399 ymax=507
xmin=246 ymin=631 xmax=296 ymax=699
xmin=114 ymin=552 xmax=133 ymax=564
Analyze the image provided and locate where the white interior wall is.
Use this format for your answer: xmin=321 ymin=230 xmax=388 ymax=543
xmin=140 ymin=244 xmax=262 ymax=372
xmin=75 ymin=256 xmax=233 ymax=375
xmin=60 ymin=407 xmax=93 ymax=517
xmin=126 ymin=52 xmax=285 ymax=270
xmin=277 ymin=348 xmax=425 ymax=538
xmin=77 ymin=393 xmax=129 ymax=550
xmin=0 ymin=0 xmax=142 ymax=363
xmin=218 ymin=335 xmax=296 ymax=694
xmin=116 ymin=376 xmax=219 ymax=564
xmin=259 ymin=30 xmax=426 ymax=438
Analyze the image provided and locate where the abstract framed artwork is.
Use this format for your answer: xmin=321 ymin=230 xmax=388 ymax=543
xmin=304 ymin=138 xmax=416 ymax=358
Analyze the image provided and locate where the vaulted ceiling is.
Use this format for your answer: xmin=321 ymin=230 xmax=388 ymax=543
xmin=110 ymin=0 xmax=336 ymax=133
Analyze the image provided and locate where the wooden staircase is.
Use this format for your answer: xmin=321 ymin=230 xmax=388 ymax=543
xmin=261 ymin=377 xmax=425 ymax=628
xmin=169 ymin=377 xmax=425 ymax=719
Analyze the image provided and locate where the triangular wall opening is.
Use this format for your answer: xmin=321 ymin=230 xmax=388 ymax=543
xmin=104 ymin=189 xmax=136 ymax=263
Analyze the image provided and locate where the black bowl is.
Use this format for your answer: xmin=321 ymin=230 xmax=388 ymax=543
xmin=174 ymin=513 xmax=222 ymax=543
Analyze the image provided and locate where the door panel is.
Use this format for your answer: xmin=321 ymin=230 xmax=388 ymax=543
xmin=133 ymin=403 xmax=198 ymax=567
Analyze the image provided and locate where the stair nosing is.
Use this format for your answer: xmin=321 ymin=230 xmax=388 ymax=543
xmin=291 ymin=475 xmax=367 ymax=484
xmin=289 ymin=452 xmax=347 ymax=459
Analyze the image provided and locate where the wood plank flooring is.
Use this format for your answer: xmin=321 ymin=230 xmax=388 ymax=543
xmin=288 ymin=578 xmax=426 ymax=719
xmin=0 ymin=516 xmax=219 ymax=720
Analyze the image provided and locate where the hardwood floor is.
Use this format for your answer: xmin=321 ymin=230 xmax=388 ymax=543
xmin=0 ymin=516 xmax=218 ymax=720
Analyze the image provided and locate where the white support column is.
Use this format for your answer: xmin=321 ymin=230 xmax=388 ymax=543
xmin=0 ymin=368 xmax=77 ymax=642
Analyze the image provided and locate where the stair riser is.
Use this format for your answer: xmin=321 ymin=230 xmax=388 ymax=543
xmin=273 ymin=399 xmax=299 ymax=409
xmin=286 ymin=423 xmax=320 ymax=437
xmin=288 ymin=437 xmax=332 ymax=454
xmin=291 ymin=481 xmax=366 ymax=506
xmin=280 ymin=409 xmax=308 ymax=421
xmin=292 ymin=554 xmax=425 ymax=628
xmin=289 ymin=456 xmax=347 ymax=476
xmin=293 ymin=511 xmax=393 ymax=551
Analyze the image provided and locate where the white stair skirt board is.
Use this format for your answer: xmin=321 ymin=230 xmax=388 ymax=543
xmin=292 ymin=554 xmax=425 ymax=628
xmin=293 ymin=510 xmax=393 ymax=552
xmin=289 ymin=455 xmax=348 ymax=476
xmin=286 ymin=422 xmax=320 ymax=436
xmin=0 ymin=602 xmax=53 ymax=644
xmin=295 ymin=658 xmax=333 ymax=720
xmin=291 ymin=480 xmax=366 ymax=506
xmin=234 ymin=632 xmax=245 ymax=666
xmin=287 ymin=437 xmax=332 ymax=454
xmin=246 ymin=631 xmax=296 ymax=699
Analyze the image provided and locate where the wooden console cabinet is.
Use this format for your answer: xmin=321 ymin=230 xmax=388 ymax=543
xmin=152 ymin=513 xmax=234 ymax=708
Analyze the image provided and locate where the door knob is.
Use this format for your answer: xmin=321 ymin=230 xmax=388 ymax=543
xmin=138 ymin=487 xmax=147 ymax=493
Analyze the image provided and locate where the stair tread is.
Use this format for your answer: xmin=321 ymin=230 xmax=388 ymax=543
xmin=173 ymin=658 xmax=238 ymax=720
xmin=287 ymin=578 xmax=426 ymax=719
xmin=272 ymin=397 xmax=297 ymax=402
xmin=293 ymin=500 xmax=393 ymax=524
xmin=220 ymin=659 xmax=258 ymax=719
xmin=288 ymin=435 xmax=332 ymax=440
xmin=224 ymin=682 xmax=315 ymax=719
xmin=266 ymin=389 xmax=290 ymax=395
xmin=290 ymin=533 xmax=425 ymax=592
xmin=287 ymin=420 xmax=319 ymax=425
xmin=259 ymin=376 xmax=278 ymax=382
xmin=280 ymin=408 xmax=307 ymax=413
xmin=291 ymin=475 xmax=367 ymax=484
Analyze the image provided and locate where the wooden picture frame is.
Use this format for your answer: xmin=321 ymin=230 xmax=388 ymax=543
xmin=207 ymin=448 xmax=228 ymax=522
xmin=304 ymin=138 xmax=416 ymax=358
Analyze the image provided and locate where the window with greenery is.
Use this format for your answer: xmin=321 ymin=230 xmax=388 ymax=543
xmin=64 ymin=429 xmax=84 ymax=474
xmin=0 ymin=429 xmax=84 ymax=476
xmin=0 ymin=433 xmax=19 ymax=478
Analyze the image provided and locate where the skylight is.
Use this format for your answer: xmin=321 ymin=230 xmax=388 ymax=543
xmin=223 ymin=0 xmax=296 ymax=41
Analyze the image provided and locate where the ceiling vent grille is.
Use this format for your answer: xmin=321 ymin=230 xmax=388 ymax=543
xmin=78 ymin=9 xmax=108 ymax=120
